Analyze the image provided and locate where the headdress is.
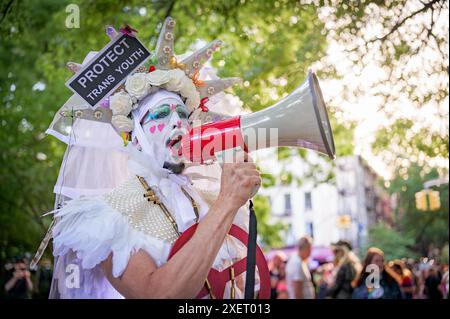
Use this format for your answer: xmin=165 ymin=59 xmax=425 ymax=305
xmin=62 ymin=17 xmax=241 ymax=138
xmin=45 ymin=17 xmax=246 ymax=201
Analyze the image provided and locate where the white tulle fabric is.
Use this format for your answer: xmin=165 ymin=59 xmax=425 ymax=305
xmin=53 ymin=145 xmax=130 ymax=199
xmin=47 ymin=51 xmax=132 ymax=199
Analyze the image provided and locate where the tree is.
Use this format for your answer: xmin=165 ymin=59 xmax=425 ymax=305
xmin=315 ymin=0 xmax=448 ymax=174
xmin=0 ymin=0 xmax=332 ymax=259
xmin=1 ymin=0 xmax=447 ymax=264
xmin=364 ymin=223 xmax=417 ymax=261
xmin=253 ymin=195 xmax=288 ymax=249
xmin=440 ymin=244 xmax=449 ymax=264
xmin=386 ymin=163 xmax=449 ymax=256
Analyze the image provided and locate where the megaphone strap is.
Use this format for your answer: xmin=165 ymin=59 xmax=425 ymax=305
xmin=244 ymin=200 xmax=257 ymax=299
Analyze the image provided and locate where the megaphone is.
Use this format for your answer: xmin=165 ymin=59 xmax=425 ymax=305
xmin=179 ymin=71 xmax=336 ymax=163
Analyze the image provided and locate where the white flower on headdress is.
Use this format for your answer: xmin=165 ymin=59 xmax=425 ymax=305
xmin=162 ymin=69 xmax=200 ymax=111
xmin=125 ymin=73 xmax=151 ymax=99
xmin=164 ymin=69 xmax=186 ymax=91
xmin=147 ymin=69 xmax=171 ymax=86
xmin=111 ymin=114 xmax=134 ymax=132
xmin=110 ymin=91 xmax=133 ymax=115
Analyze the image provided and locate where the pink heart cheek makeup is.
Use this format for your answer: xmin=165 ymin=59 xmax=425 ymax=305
xmin=149 ymin=126 xmax=156 ymax=133
xmin=157 ymin=123 xmax=165 ymax=132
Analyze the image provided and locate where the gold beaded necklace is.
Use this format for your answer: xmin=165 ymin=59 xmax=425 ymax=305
xmin=137 ymin=176 xmax=181 ymax=236
xmin=136 ymin=175 xmax=215 ymax=299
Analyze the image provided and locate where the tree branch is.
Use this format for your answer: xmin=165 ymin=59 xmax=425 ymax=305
xmin=368 ymin=0 xmax=443 ymax=44
xmin=0 ymin=0 xmax=14 ymax=25
xmin=414 ymin=211 xmax=438 ymax=249
xmin=164 ymin=0 xmax=176 ymax=18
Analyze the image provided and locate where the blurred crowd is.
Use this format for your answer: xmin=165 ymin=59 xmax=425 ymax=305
xmin=1 ymin=257 xmax=52 ymax=299
xmin=269 ymin=237 xmax=449 ymax=299
xmin=1 ymin=243 xmax=448 ymax=300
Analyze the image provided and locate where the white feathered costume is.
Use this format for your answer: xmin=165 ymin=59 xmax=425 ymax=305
xmin=38 ymin=56 xmax=256 ymax=299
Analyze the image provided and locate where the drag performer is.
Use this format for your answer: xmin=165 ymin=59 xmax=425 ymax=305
xmin=31 ymin=17 xmax=270 ymax=299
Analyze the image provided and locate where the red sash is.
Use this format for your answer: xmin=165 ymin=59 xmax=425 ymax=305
xmin=168 ymin=223 xmax=270 ymax=299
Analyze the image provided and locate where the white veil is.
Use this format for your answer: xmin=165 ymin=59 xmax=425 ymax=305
xmin=47 ymin=52 xmax=132 ymax=201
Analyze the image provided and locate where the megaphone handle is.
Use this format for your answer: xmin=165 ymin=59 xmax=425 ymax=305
xmin=216 ymin=148 xmax=260 ymax=198
xmin=249 ymin=184 xmax=260 ymax=198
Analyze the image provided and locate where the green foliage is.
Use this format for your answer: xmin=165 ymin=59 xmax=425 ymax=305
xmin=373 ymin=119 xmax=449 ymax=171
xmin=253 ymin=195 xmax=287 ymax=249
xmin=0 ymin=0 xmax=332 ymax=258
xmin=324 ymin=0 xmax=448 ymax=105
xmin=330 ymin=115 xmax=355 ymax=158
xmin=441 ymin=244 xmax=449 ymax=265
xmin=173 ymin=0 xmax=328 ymax=112
xmin=322 ymin=0 xmax=448 ymax=172
xmin=386 ymin=163 xmax=449 ymax=255
xmin=0 ymin=0 xmax=71 ymax=260
xmin=1 ymin=0 xmax=447 ymax=261
xmin=260 ymin=172 xmax=276 ymax=188
xmin=364 ymin=223 xmax=417 ymax=261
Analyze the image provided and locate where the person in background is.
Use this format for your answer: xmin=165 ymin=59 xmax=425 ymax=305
xmin=276 ymin=278 xmax=289 ymax=299
xmin=327 ymin=240 xmax=361 ymax=299
xmin=314 ymin=262 xmax=334 ymax=299
xmin=4 ymin=258 xmax=33 ymax=299
xmin=424 ymin=266 xmax=443 ymax=299
xmin=441 ymin=264 xmax=448 ymax=299
xmin=414 ymin=260 xmax=427 ymax=299
xmin=269 ymin=251 xmax=287 ymax=299
xmin=285 ymin=236 xmax=315 ymax=299
xmin=404 ymin=258 xmax=419 ymax=298
xmin=276 ymin=259 xmax=289 ymax=298
xmin=391 ymin=260 xmax=414 ymax=299
xmin=353 ymin=247 xmax=403 ymax=299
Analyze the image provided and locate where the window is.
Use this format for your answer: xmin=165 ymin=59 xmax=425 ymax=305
xmin=306 ymin=222 xmax=314 ymax=238
xmin=284 ymin=193 xmax=292 ymax=216
xmin=304 ymin=192 xmax=312 ymax=211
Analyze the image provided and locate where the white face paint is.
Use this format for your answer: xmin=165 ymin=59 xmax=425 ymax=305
xmin=139 ymin=96 xmax=191 ymax=168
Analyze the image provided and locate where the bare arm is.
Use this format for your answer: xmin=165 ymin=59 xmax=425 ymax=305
xmin=102 ymin=155 xmax=260 ymax=298
xmin=24 ymin=271 xmax=33 ymax=292
xmin=4 ymin=270 xmax=32 ymax=292
xmin=4 ymin=276 xmax=18 ymax=292
xmin=102 ymin=197 xmax=238 ymax=298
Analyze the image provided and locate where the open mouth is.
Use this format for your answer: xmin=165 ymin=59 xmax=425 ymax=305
xmin=167 ymin=135 xmax=182 ymax=148
xmin=166 ymin=129 xmax=186 ymax=155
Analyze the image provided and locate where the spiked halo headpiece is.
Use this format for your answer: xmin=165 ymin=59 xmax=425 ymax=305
xmin=65 ymin=17 xmax=241 ymax=135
